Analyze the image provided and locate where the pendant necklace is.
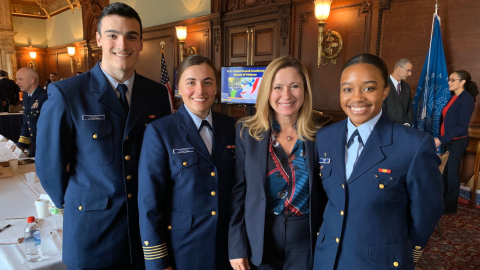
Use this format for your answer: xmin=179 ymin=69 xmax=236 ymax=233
xmin=285 ymin=125 xmax=296 ymax=141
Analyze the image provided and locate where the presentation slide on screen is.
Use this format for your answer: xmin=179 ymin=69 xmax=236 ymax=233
xmin=221 ymin=67 xmax=266 ymax=105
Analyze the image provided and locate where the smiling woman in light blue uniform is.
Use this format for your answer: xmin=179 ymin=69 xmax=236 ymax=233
xmin=138 ymin=55 xmax=236 ymax=270
xmin=314 ymin=54 xmax=444 ymax=270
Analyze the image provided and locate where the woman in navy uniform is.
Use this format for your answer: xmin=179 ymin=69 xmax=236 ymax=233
xmin=229 ymin=56 xmax=325 ymax=270
xmin=313 ymin=54 xmax=444 ymax=270
xmin=434 ymin=70 xmax=478 ymax=214
xmin=138 ymin=55 xmax=236 ymax=270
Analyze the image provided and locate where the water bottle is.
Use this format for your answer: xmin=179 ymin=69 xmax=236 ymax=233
xmin=50 ymin=206 xmax=63 ymax=230
xmin=25 ymin=216 xmax=42 ymax=262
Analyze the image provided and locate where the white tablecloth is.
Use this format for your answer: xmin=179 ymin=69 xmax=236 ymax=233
xmin=0 ymin=164 xmax=67 ymax=270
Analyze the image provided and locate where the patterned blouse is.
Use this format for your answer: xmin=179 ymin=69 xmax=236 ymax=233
xmin=266 ymin=120 xmax=310 ymax=216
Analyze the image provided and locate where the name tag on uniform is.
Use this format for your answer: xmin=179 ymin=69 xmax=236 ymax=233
xmin=319 ymin=158 xmax=331 ymax=164
xmin=173 ymin=148 xmax=194 ymax=154
xmin=82 ymin=115 xmax=105 ymax=120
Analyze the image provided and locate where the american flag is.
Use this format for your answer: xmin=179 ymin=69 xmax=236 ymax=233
xmin=161 ymin=49 xmax=174 ymax=112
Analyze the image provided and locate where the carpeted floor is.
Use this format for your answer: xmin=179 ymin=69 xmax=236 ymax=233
xmin=416 ymin=204 xmax=480 ymax=270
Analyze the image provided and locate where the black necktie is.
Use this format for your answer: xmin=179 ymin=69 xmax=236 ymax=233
xmin=117 ymin=84 xmax=129 ymax=114
xmin=199 ymin=120 xmax=212 ymax=132
xmin=347 ymin=129 xmax=363 ymax=148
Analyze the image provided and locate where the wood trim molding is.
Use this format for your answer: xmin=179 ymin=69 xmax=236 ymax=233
xmin=222 ymin=3 xmax=279 ymax=22
xmin=376 ymin=0 xmax=392 ymax=55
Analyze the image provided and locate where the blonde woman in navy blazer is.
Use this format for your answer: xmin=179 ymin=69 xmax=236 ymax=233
xmin=314 ymin=54 xmax=444 ymax=270
xmin=434 ymin=70 xmax=478 ymax=214
xmin=138 ymin=55 xmax=236 ymax=270
xmin=229 ymin=56 xmax=325 ymax=270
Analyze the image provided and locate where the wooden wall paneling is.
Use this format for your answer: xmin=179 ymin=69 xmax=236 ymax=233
xmin=15 ymin=47 xmax=48 ymax=88
xmin=136 ymin=32 xmax=175 ymax=85
xmin=380 ymin=0 xmax=480 ymax=126
xmin=45 ymin=42 xmax=86 ymax=80
xmin=293 ymin=0 xmax=370 ymax=114
xmin=252 ymin=22 xmax=276 ymax=66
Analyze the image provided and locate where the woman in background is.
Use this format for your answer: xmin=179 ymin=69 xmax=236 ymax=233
xmin=435 ymin=70 xmax=478 ymax=214
xmin=229 ymin=56 xmax=325 ymax=270
xmin=138 ymin=55 xmax=236 ymax=270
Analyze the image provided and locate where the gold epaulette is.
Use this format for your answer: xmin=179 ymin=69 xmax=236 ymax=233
xmin=143 ymin=242 xmax=168 ymax=260
xmin=18 ymin=136 xmax=31 ymax=145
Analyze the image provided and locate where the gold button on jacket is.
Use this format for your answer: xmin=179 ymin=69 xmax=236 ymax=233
xmin=379 ymin=184 xmax=385 ymax=189
xmin=211 ymin=211 xmax=217 ymax=216
xmin=211 ymin=191 xmax=216 ymax=196
xmin=183 ymin=162 xmax=187 ymax=166
xmin=78 ymin=206 xmax=83 ymax=210
xmin=125 ymin=155 xmax=131 ymax=161
xmin=335 ymin=238 xmax=339 ymax=243
xmin=127 ymin=193 xmax=132 ymax=199
xmin=210 ymin=172 xmax=216 ymax=177
xmin=126 ymin=175 xmax=132 ymax=181
xmin=393 ymin=261 xmax=399 ymax=267
xmin=93 ymin=134 xmax=98 ymax=139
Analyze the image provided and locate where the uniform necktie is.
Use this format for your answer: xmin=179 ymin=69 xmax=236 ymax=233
xmin=347 ymin=129 xmax=363 ymax=170
xmin=397 ymin=82 xmax=401 ymax=96
xmin=117 ymin=84 xmax=129 ymax=114
xmin=198 ymin=120 xmax=212 ymax=132
xmin=347 ymin=129 xmax=363 ymax=148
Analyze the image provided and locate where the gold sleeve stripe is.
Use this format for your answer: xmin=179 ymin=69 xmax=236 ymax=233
xmin=18 ymin=136 xmax=31 ymax=144
xmin=144 ymin=252 xmax=168 ymax=260
xmin=143 ymin=243 xmax=167 ymax=249
xmin=144 ymin=247 xmax=168 ymax=254
xmin=144 ymin=251 xmax=168 ymax=257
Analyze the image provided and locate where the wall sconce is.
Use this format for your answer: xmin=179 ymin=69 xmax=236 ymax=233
xmin=175 ymin=26 xmax=197 ymax=62
xmin=27 ymin=51 xmax=37 ymax=70
xmin=315 ymin=0 xmax=343 ymax=67
xmin=67 ymin=46 xmax=81 ymax=73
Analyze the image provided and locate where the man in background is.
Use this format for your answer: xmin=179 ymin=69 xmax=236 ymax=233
xmin=383 ymin=58 xmax=414 ymax=126
xmin=49 ymin=72 xmax=57 ymax=82
xmin=36 ymin=2 xmax=171 ymax=270
xmin=15 ymin=67 xmax=47 ymax=157
xmin=0 ymin=70 xmax=20 ymax=112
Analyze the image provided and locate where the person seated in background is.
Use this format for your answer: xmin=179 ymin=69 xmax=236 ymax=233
xmin=15 ymin=67 xmax=47 ymax=157
xmin=138 ymin=55 xmax=236 ymax=270
xmin=49 ymin=72 xmax=57 ymax=82
xmin=229 ymin=56 xmax=325 ymax=270
xmin=0 ymin=70 xmax=20 ymax=112
xmin=313 ymin=54 xmax=443 ymax=270
xmin=434 ymin=70 xmax=478 ymax=214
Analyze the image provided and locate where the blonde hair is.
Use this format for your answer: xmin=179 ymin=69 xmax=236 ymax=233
xmin=239 ymin=56 xmax=317 ymax=141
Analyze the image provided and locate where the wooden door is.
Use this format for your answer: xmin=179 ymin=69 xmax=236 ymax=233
xmin=226 ymin=26 xmax=250 ymax=66
xmin=250 ymin=22 xmax=277 ymax=66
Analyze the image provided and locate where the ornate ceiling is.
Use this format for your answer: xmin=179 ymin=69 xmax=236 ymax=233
xmin=11 ymin=0 xmax=83 ymax=20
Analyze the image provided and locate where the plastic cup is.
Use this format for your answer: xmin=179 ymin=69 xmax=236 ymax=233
xmin=35 ymin=199 xmax=50 ymax=219
xmin=26 ymin=172 xmax=36 ymax=185
xmin=8 ymin=159 xmax=18 ymax=170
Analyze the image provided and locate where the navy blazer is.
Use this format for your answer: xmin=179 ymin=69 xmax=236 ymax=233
xmin=17 ymin=86 xmax=47 ymax=156
xmin=229 ymin=123 xmax=325 ymax=266
xmin=313 ymin=113 xmax=444 ymax=270
xmin=36 ymin=62 xmax=171 ymax=268
xmin=138 ymin=104 xmax=236 ymax=270
xmin=383 ymin=78 xmax=414 ymax=125
xmin=438 ymin=90 xmax=474 ymax=145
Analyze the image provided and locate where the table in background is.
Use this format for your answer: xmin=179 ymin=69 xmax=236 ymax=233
xmin=0 ymin=113 xmax=23 ymax=143
xmin=0 ymin=163 xmax=66 ymax=270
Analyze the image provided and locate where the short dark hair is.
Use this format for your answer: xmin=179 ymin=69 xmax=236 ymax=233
xmin=176 ymin=55 xmax=218 ymax=89
xmin=97 ymin=2 xmax=143 ymax=38
xmin=50 ymin=72 xmax=57 ymax=76
xmin=0 ymin=70 xmax=7 ymax=77
xmin=342 ymin=53 xmax=389 ymax=87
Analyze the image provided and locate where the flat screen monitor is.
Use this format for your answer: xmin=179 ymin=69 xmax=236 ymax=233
xmin=220 ymin=66 xmax=266 ymax=105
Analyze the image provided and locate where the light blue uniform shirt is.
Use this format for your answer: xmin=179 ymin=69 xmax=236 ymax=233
xmin=345 ymin=110 xmax=383 ymax=180
xmin=100 ymin=65 xmax=134 ymax=106
xmin=184 ymin=106 xmax=213 ymax=155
